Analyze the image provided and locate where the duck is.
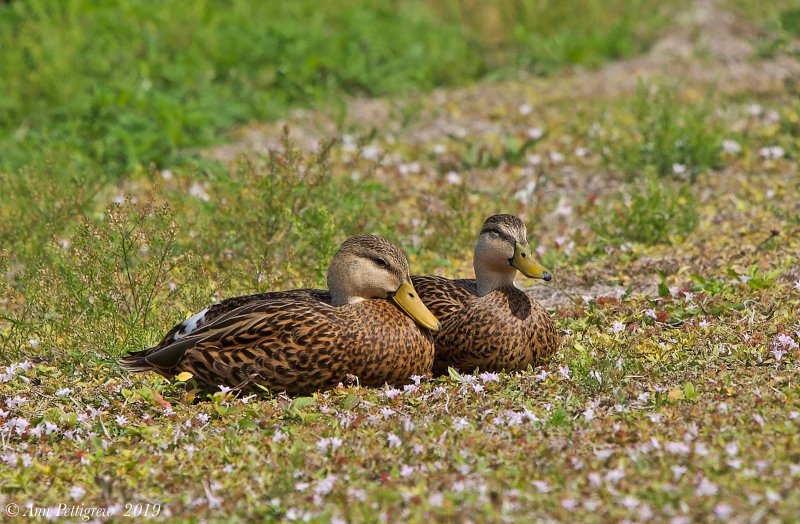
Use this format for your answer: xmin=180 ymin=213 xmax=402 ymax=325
xmin=121 ymin=234 xmax=441 ymax=394
xmin=411 ymin=214 xmax=558 ymax=375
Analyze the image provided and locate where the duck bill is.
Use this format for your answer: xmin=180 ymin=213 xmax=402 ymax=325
xmin=511 ymin=243 xmax=552 ymax=281
xmin=392 ymin=280 xmax=442 ymax=332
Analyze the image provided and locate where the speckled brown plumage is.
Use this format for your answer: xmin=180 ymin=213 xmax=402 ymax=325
xmin=121 ymin=235 xmax=436 ymax=395
xmin=411 ymin=276 xmax=558 ymax=375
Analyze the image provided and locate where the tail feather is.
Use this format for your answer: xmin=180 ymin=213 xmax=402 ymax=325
xmin=119 ymin=347 xmax=157 ymax=372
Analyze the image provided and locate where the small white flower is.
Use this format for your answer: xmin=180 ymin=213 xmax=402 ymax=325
xmin=722 ymin=139 xmax=741 ymax=154
xmin=452 ymin=417 xmax=470 ymax=431
xmin=387 ymin=433 xmax=402 ymax=448
xmin=672 ymin=163 xmax=687 ymax=175
xmin=28 ymin=339 xmax=40 ymax=349
xmin=472 ymin=383 xmax=485 ymax=394
xmin=696 ymin=477 xmax=718 ymax=496
xmin=612 ymin=321 xmax=625 ymax=335
xmin=527 ymin=127 xmax=543 ymax=140
xmin=445 ymin=171 xmax=462 ymax=185
xmin=549 ymin=151 xmax=564 ymax=163
xmin=526 ymin=153 xmax=542 ymax=166
xmin=671 ymin=465 xmax=687 ymax=480
xmin=272 ymin=429 xmax=286 ymax=443
xmin=794 ymin=280 xmax=800 ymax=292
xmin=574 ymin=147 xmax=588 ymax=157
xmin=645 ymin=308 xmax=657 ymax=319
xmin=383 ymin=388 xmax=402 ymax=399
xmin=479 ymin=372 xmax=500 ymax=383
xmin=70 ymin=485 xmax=86 ymax=501
xmin=115 ymin=415 xmax=128 ymax=427
xmin=519 ymin=104 xmax=533 ymax=116
xmin=218 ymin=385 xmax=232 ymax=394
xmin=532 ymin=480 xmax=550 ymax=493
xmin=589 ymin=370 xmax=602 ymax=385
xmin=558 ymin=364 xmax=571 ymax=380
xmin=583 ymin=408 xmax=594 ymax=422
xmin=55 ymin=388 xmax=73 ymax=397
xmin=534 ymin=369 xmax=548 ymax=381
xmin=714 ymin=504 xmax=733 ymax=520
xmin=362 ymin=144 xmax=381 ymax=161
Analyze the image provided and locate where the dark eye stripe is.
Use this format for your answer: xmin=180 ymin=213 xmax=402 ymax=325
xmin=482 ymin=228 xmax=516 ymax=245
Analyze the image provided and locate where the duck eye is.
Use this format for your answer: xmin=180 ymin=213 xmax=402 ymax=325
xmin=489 ymin=230 xmax=500 ymax=238
xmin=374 ymin=258 xmax=388 ymax=267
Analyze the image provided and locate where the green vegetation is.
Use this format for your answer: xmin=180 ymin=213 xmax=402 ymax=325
xmin=1 ymin=0 xmax=673 ymax=174
xmin=597 ymin=82 xmax=724 ymax=180
xmin=2 ymin=0 xmax=800 ymax=521
xmin=590 ymin=174 xmax=700 ymax=245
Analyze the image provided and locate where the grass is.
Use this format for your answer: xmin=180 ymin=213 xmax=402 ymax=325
xmin=2 ymin=0 xmax=800 ymax=521
xmin=0 ymin=0 xmax=674 ymax=175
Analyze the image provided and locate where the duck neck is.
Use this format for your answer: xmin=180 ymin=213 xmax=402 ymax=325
xmin=474 ymin=260 xmax=516 ymax=296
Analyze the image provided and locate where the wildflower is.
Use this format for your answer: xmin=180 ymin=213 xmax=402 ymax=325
xmin=671 ymin=465 xmax=687 ymax=480
xmin=794 ymin=280 xmax=800 ymax=292
xmin=409 ymin=375 xmax=424 ymax=385
xmin=775 ymin=333 xmax=798 ymax=351
xmin=384 ymin=388 xmax=402 ymax=399
xmin=620 ymin=496 xmax=639 ymax=509
xmin=765 ymin=489 xmax=781 ymax=504
xmin=479 ymin=371 xmax=500 ymax=383
xmin=558 ymin=364 xmax=571 ymax=380
xmin=672 ymin=163 xmax=687 ymax=175
xmin=696 ymin=477 xmax=718 ymax=496
xmin=583 ymin=408 xmax=595 ymax=422
xmin=272 ymin=429 xmax=286 ymax=443
xmin=574 ymin=147 xmax=588 ymax=157
xmin=55 ymin=388 xmax=73 ymax=397
xmin=400 ymin=464 xmax=416 ymax=477
xmin=6 ymin=396 xmax=27 ymax=409
xmin=645 ymin=308 xmax=657 ymax=319
xmin=722 ymin=139 xmax=741 ymax=154
xmin=196 ymin=413 xmax=210 ymax=424
xmin=362 ymin=145 xmax=381 ymax=160
xmin=771 ymin=347 xmax=786 ymax=363
xmin=445 ymin=171 xmax=462 ymax=185
xmin=527 ymin=127 xmax=543 ymax=139
xmin=738 ymin=274 xmax=751 ymax=283
xmin=694 ymin=442 xmax=709 ymax=456
xmin=549 ymin=151 xmax=564 ymax=163
xmin=590 ymin=370 xmax=602 ymax=385
xmin=432 ymin=144 xmax=446 ymax=155
xmin=531 ymin=480 xmax=550 ymax=493
xmin=519 ymin=104 xmax=533 ymax=116
xmin=70 ymin=485 xmax=86 ymax=501
xmin=4 ymin=417 xmax=30 ymax=435
xmin=403 ymin=384 xmax=418 ymax=394
xmin=189 ymin=183 xmax=210 ymax=202
xmin=612 ymin=321 xmax=625 ymax=335
xmin=714 ymin=504 xmax=732 ymax=520
xmin=526 ymin=153 xmax=542 ymax=166
xmin=115 ymin=415 xmax=128 ymax=427
xmin=452 ymin=417 xmax=470 ymax=431
xmin=380 ymin=407 xmax=395 ymax=419
xmin=605 ymin=467 xmax=626 ymax=483
xmin=28 ymin=339 xmax=40 ymax=349
xmin=759 ymin=146 xmax=784 ymax=159
xmin=314 ymin=474 xmax=338 ymax=498
xmin=387 ymin=433 xmax=402 ymax=448
xmin=560 ymin=498 xmax=577 ymax=510
xmin=665 ymin=441 xmax=691 ymax=455
xmin=218 ymin=385 xmax=231 ymax=394
xmin=428 ymin=493 xmax=444 ymax=507
xmin=472 ymin=383 xmax=485 ymax=394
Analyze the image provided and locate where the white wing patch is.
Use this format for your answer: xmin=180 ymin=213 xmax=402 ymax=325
xmin=174 ymin=307 xmax=209 ymax=340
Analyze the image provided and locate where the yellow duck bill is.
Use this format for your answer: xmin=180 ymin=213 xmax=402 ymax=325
xmin=510 ymin=243 xmax=552 ymax=281
xmin=392 ymin=280 xmax=442 ymax=331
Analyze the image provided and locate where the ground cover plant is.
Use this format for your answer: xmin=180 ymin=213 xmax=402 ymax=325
xmin=1 ymin=0 xmax=800 ymax=521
